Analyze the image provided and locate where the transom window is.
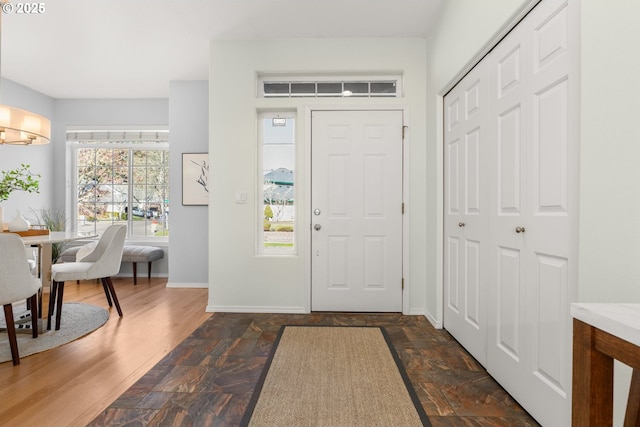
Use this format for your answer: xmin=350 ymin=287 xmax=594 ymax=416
xmin=67 ymin=129 xmax=169 ymax=239
xmin=260 ymin=75 xmax=401 ymax=98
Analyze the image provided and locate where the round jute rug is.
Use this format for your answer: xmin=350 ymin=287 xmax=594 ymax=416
xmin=0 ymin=302 xmax=109 ymax=363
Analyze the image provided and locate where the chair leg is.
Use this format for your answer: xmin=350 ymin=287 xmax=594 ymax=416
xmin=148 ymin=261 xmax=152 ymax=280
xmin=29 ymin=294 xmax=38 ymax=338
xmin=132 ymin=262 xmax=138 ymax=285
xmin=54 ymin=281 xmax=65 ymax=331
xmin=47 ymin=280 xmax=58 ymax=331
xmin=105 ymin=276 xmax=123 ymax=317
xmin=3 ymin=303 xmax=20 ymax=365
xmin=37 ymin=288 xmax=43 ymax=319
xmin=101 ymin=278 xmax=113 ymax=307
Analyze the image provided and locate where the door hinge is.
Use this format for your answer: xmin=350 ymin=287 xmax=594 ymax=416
xmin=402 ymin=125 xmax=408 ymax=140
xmin=402 ymin=202 xmax=405 ymax=214
xmin=402 ymin=277 xmax=405 ymax=290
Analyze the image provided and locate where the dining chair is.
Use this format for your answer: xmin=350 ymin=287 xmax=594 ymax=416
xmin=0 ymin=234 xmax=41 ymax=365
xmin=48 ymin=224 xmax=126 ymax=331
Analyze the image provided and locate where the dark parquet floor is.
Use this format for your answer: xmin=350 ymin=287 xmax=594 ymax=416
xmin=89 ymin=313 xmax=540 ymax=427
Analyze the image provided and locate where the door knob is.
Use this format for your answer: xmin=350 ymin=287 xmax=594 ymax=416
xmin=515 ymin=226 xmax=526 ymax=233
xmin=314 ymin=224 xmax=322 ymax=231
xmin=458 ymin=222 xmax=465 ymax=228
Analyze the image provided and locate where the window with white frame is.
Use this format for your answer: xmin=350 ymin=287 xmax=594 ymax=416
xmin=259 ymin=75 xmax=402 ymax=98
xmin=67 ymin=129 xmax=169 ymax=239
xmin=258 ymin=112 xmax=295 ymax=254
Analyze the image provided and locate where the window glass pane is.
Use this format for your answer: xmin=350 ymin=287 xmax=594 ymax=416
xmin=95 ymin=148 xmax=113 ymax=164
xmin=113 ymin=167 xmax=129 ymax=184
xmin=94 ymin=167 xmax=112 ymax=183
xmin=77 ymin=148 xmax=94 ymax=166
xmin=261 ymin=115 xmax=295 ymax=253
xmin=77 ymin=166 xmax=95 ymax=184
xmin=317 ymin=82 xmax=342 ymax=95
xmin=370 ymin=81 xmax=397 ymax=95
xmin=344 ymin=82 xmax=368 ymax=95
xmin=264 ymin=82 xmax=290 ymax=95
xmin=291 ymin=82 xmax=315 ymax=96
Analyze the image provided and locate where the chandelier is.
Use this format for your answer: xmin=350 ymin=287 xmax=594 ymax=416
xmin=0 ymin=105 xmax=51 ymax=145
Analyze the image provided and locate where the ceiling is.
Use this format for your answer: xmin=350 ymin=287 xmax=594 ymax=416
xmin=0 ymin=0 xmax=444 ymax=99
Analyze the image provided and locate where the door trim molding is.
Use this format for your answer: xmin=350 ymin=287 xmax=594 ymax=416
xmin=304 ymin=105 xmax=410 ymax=314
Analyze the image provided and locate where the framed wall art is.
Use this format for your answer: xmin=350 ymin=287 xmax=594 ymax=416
xmin=182 ymin=152 xmax=209 ymax=205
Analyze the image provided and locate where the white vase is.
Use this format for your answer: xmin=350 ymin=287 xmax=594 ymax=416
xmin=8 ymin=209 xmax=30 ymax=232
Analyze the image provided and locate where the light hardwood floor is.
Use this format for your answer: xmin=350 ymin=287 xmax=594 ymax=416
xmin=0 ymin=278 xmax=211 ymax=427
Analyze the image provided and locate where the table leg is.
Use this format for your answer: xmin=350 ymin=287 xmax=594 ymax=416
xmin=573 ymin=319 xmax=615 ymax=426
xmin=40 ymin=243 xmax=52 ymax=286
xmin=624 ymin=369 xmax=640 ymax=427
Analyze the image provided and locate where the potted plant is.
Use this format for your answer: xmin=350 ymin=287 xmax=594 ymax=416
xmin=0 ymin=164 xmax=40 ymax=202
xmin=0 ymin=164 xmax=40 ymax=229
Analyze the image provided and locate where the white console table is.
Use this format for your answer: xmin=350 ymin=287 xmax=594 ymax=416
xmin=572 ymin=303 xmax=640 ymax=427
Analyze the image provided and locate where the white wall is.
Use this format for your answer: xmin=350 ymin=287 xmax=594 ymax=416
xmin=579 ymin=2 xmax=640 ymax=424
xmin=424 ymin=0 xmax=529 ymax=324
xmin=167 ymin=80 xmax=209 ymax=287
xmin=208 ymin=38 xmax=427 ymax=313
xmin=579 ymin=0 xmax=640 ymax=303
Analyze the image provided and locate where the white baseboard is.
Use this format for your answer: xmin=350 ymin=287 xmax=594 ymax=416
xmin=166 ymin=282 xmax=208 ymax=289
xmin=115 ymin=273 xmax=168 ymax=278
xmin=206 ymin=305 xmax=308 ymax=314
xmin=424 ymin=310 xmax=443 ymax=329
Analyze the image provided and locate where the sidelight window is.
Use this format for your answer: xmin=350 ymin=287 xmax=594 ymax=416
xmin=258 ymin=112 xmax=295 ymax=254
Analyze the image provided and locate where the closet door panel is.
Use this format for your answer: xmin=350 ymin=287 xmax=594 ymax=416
xmin=497 ymin=106 xmax=523 ymax=214
xmin=487 ymin=11 xmax=529 ymax=381
xmin=465 ymin=128 xmax=481 ymax=214
xmin=446 ymin=236 xmax=461 ymax=312
xmin=496 ymin=246 xmax=523 ymax=361
xmin=534 ymin=78 xmax=569 ymax=213
xmin=523 ymin=2 xmax=574 ymax=424
xmin=490 ymin=1 xmax=575 ymax=426
xmin=443 ymin=63 xmax=489 ymax=366
xmin=532 ymin=253 xmax=568 ymax=392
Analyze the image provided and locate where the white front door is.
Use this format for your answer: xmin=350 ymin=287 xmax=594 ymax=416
xmin=311 ymin=110 xmax=403 ymax=312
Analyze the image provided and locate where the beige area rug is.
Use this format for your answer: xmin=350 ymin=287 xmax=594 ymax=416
xmin=0 ymin=302 xmax=109 ymax=363
xmin=241 ymin=326 xmax=431 ymax=427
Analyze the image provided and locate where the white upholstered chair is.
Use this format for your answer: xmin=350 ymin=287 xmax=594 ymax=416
xmin=48 ymin=224 xmax=126 ymax=331
xmin=0 ymin=233 xmax=41 ymax=365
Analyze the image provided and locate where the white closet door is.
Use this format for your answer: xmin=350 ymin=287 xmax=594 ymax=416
xmin=486 ymin=1 xmax=576 ymax=426
xmin=443 ymin=62 xmax=490 ymax=365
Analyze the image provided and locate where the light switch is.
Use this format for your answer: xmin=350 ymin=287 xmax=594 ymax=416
xmin=235 ymin=191 xmax=248 ymax=204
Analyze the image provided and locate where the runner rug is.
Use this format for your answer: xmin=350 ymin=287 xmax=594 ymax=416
xmin=241 ymin=325 xmax=431 ymax=427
